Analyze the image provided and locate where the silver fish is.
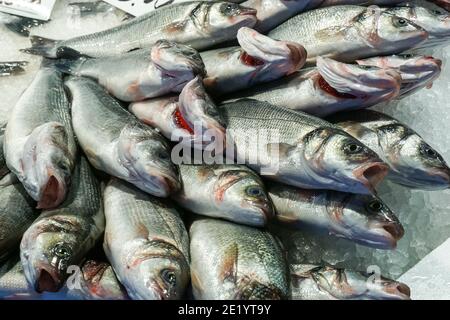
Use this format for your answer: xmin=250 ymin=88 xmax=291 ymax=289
xmin=225 ymin=57 xmax=402 ymax=117
xmin=428 ymin=0 xmax=450 ymax=11
xmin=103 ymin=179 xmax=190 ymax=300
xmin=4 ymin=67 xmax=77 ymax=209
xmin=0 ymin=61 xmax=28 ymax=77
xmin=55 ymin=40 xmax=206 ymax=102
xmin=0 ymin=11 xmax=47 ymax=37
xmin=130 ymin=76 xmax=226 ymax=151
xmin=0 ymin=256 xmax=39 ymax=300
xmin=0 ymin=174 xmax=37 ymax=261
xmin=290 ymin=264 xmax=411 ymax=300
xmin=357 ymin=54 xmax=442 ymax=96
xmin=268 ymin=5 xmax=428 ymax=64
xmin=20 ymin=157 xmax=105 ymax=293
xmin=67 ymin=76 xmax=180 ymax=197
xmin=172 ymin=164 xmax=274 ymax=227
xmin=201 ymin=26 xmax=307 ymax=96
xmin=22 ymin=1 xmax=257 ymax=58
xmin=329 ymin=110 xmax=450 ymax=189
xmin=268 ymin=182 xmax=404 ymax=249
xmin=220 ymin=100 xmax=389 ymax=194
xmin=190 ymin=218 xmax=289 ymax=300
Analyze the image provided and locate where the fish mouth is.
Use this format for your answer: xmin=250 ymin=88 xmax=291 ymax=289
xmin=37 ymin=173 xmax=66 ymax=209
xmin=383 ymin=282 xmax=411 ymax=300
xmin=142 ymin=170 xmax=180 ymax=197
xmin=365 ymin=221 xmax=405 ymax=249
xmin=353 ymin=162 xmax=389 ymax=194
xmin=237 ymin=7 xmax=257 ymax=17
xmin=244 ymin=200 xmax=274 ymax=226
xmin=34 ymin=265 xmax=62 ymax=293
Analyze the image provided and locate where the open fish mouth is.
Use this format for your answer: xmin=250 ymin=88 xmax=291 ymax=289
xmin=34 ymin=264 xmax=62 ymax=293
xmin=362 ymin=221 xmax=405 ymax=249
xmin=353 ymin=162 xmax=389 ymax=194
xmin=36 ymin=171 xmax=67 ymax=209
xmin=316 ymin=57 xmax=401 ymax=101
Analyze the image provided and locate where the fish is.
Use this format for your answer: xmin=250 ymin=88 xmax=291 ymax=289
xmin=0 ymin=123 xmax=9 ymax=179
xmin=0 ymin=61 xmax=28 ymax=77
xmin=172 ymin=164 xmax=274 ymax=227
xmin=329 ymin=110 xmax=450 ymax=189
xmin=130 ymin=76 xmax=226 ymax=151
xmin=220 ymin=100 xmax=389 ymax=194
xmin=290 ymin=264 xmax=411 ymax=300
xmin=268 ymin=182 xmax=404 ymax=249
xmin=55 ymin=40 xmax=206 ymax=102
xmin=0 ymin=174 xmax=37 ymax=261
xmin=65 ymin=259 xmax=129 ymax=300
xmin=201 ymin=26 xmax=307 ymax=96
xmin=382 ymin=4 xmax=450 ymax=49
xmin=225 ymin=57 xmax=402 ymax=117
xmin=357 ymin=54 xmax=442 ymax=96
xmin=4 ymin=66 xmax=77 ymax=209
xmin=68 ymin=1 xmax=133 ymax=20
xmin=103 ymin=179 xmax=190 ymax=300
xmin=429 ymin=0 xmax=450 ymax=11
xmin=66 ymin=76 xmax=180 ymax=197
xmin=267 ymin=5 xmax=428 ymax=64
xmin=0 ymin=11 xmax=47 ymax=37
xmin=22 ymin=1 xmax=257 ymax=58
xmin=190 ymin=218 xmax=289 ymax=300
xmin=20 ymin=156 xmax=105 ymax=293
xmin=0 ymin=256 xmax=39 ymax=300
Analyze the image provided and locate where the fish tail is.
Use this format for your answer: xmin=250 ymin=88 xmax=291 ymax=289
xmin=4 ymin=17 xmax=46 ymax=37
xmin=0 ymin=61 xmax=28 ymax=76
xmin=20 ymin=36 xmax=58 ymax=58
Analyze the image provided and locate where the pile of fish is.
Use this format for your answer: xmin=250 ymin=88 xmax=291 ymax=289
xmin=0 ymin=0 xmax=449 ymax=300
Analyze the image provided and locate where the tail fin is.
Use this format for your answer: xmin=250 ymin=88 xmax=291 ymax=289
xmin=0 ymin=61 xmax=28 ymax=76
xmin=21 ymin=36 xmax=58 ymax=58
xmin=5 ymin=17 xmax=47 ymax=37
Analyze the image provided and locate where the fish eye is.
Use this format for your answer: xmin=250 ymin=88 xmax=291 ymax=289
xmin=358 ymin=65 xmax=377 ymax=71
xmin=367 ymin=200 xmax=383 ymax=213
xmin=246 ymin=186 xmax=264 ymax=197
xmin=393 ymin=17 xmax=408 ymax=28
xmin=344 ymin=142 xmax=363 ymax=154
xmin=220 ymin=3 xmax=239 ymax=16
xmin=161 ymin=269 xmax=177 ymax=287
xmin=420 ymin=144 xmax=440 ymax=159
xmin=400 ymin=54 xmax=414 ymax=59
xmin=158 ymin=151 xmax=170 ymax=160
xmin=52 ymin=243 xmax=72 ymax=259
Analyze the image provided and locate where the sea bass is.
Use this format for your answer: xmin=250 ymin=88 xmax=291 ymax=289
xmin=103 ymin=179 xmax=190 ymax=300
xmin=225 ymin=57 xmax=402 ymax=117
xmin=55 ymin=40 xmax=206 ymax=102
xmin=20 ymin=157 xmax=105 ymax=293
xmin=0 ymin=11 xmax=46 ymax=37
xmin=429 ymin=0 xmax=450 ymax=11
xmin=357 ymin=54 xmax=442 ymax=97
xmin=0 ymin=61 xmax=28 ymax=76
xmin=290 ymin=264 xmax=411 ymax=300
xmin=201 ymin=26 xmax=307 ymax=96
xmin=268 ymin=5 xmax=428 ymax=64
xmin=67 ymin=76 xmax=180 ymax=197
xmin=172 ymin=164 xmax=273 ymax=227
xmin=0 ymin=174 xmax=37 ymax=261
xmin=268 ymin=182 xmax=404 ymax=249
xmin=4 ymin=67 xmax=77 ymax=209
xmin=220 ymin=100 xmax=389 ymax=194
xmin=22 ymin=1 xmax=257 ymax=58
xmin=190 ymin=218 xmax=289 ymax=300
xmin=329 ymin=110 xmax=450 ymax=189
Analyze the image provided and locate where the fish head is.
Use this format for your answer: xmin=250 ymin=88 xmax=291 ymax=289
xmin=356 ymin=273 xmax=411 ymax=300
xmin=20 ymin=216 xmax=84 ymax=293
xmin=213 ymin=166 xmax=274 ymax=226
xmin=327 ymin=192 xmax=404 ymax=249
xmin=118 ymin=123 xmax=180 ymax=197
xmin=81 ymin=261 xmax=128 ymax=299
xmin=204 ymin=2 xmax=257 ymax=36
xmin=178 ymin=77 xmax=226 ymax=151
xmin=358 ymin=8 xmax=428 ymax=51
xmin=151 ymin=40 xmax=206 ymax=88
xmin=236 ymin=27 xmax=307 ymax=82
xmin=302 ymin=128 xmax=389 ymax=194
xmin=22 ymin=121 xmax=74 ymax=209
xmin=316 ymin=57 xmax=401 ymax=104
xmin=375 ymin=124 xmax=450 ymax=189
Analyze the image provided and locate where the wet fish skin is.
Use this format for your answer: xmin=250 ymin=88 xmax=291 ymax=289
xmin=268 ymin=5 xmax=428 ymax=64
xmin=22 ymin=1 xmax=257 ymax=58
xmin=0 ymin=256 xmax=39 ymax=299
xmin=103 ymin=179 xmax=190 ymax=300
xmin=201 ymin=26 xmax=307 ymax=96
xmin=429 ymin=0 xmax=450 ymax=11
xmin=55 ymin=40 xmax=205 ymax=102
xmin=0 ymin=124 xmax=9 ymax=179
xmin=0 ymin=11 xmax=47 ymax=37
xmin=67 ymin=76 xmax=180 ymax=198
xmin=172 ymin=164 xmax=274 ymax=227
xmin=0 ymin=61 xmax=28 ymax=77
xmin=4 ymin=67 xmax=77 ymax=209
xmin=357 ymin=54 xmax=442 ymax=97
xmin=268 ymin=182 xmax=404 ymax=249
xmin=220 ymin=100 xmax=389 ymax=195
xmin=225 ymin=57 xmax=402 ymax=117
xmin=20 ymin=157 xmax=105 ymax=293
xmin=329 ymin=110 xmax=450 ymax=190
xmin=190 ymin=218 xmax=289 ymax=300
xmin=290 ymin=264 xmax=411 ymax=300
xmin=0 ymin=174 xmax=37 ymax=261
